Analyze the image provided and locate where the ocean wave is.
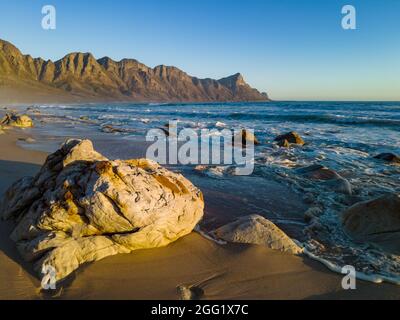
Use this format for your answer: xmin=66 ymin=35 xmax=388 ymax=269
xmin=225 ymin=113 xmax=400 ymax=127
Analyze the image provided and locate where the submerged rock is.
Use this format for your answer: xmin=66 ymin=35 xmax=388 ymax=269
xmin=296 ymin=164 xmax=352 ymax=195
xmin=296 ymin=164 xmax=339 ymax=180
xmin=342 ymin=193 xmax=400 ymax=254
xmin=18 ymin=137 xmax=36 ymax=143
xmin=26 ymin=107 xmax=41 ymax=114
xmin=304 ymin=207 xmax=323 ymax=223
xmin=211 ymin=215 xmax=303 ymax=254
xmin=1 ymin=113 xmax=34 ymax=128
xmin=374 ymin=153 xmax=400 ymax=165
xmin=321 ymin=177 xmax=352 ymax=195
xmin=101 ymin=125 xmax=133 ymax=134
xmin=274 ymin=131 xmax=305 ymax=146
xmin=0 ymin=139 xmax=204 ymax=281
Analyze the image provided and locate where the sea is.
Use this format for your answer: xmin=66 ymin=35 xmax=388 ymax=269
xmin=14 ymin=101 xmax=400 ymax=284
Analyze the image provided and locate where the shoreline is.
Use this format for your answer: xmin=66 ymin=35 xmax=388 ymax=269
xmin=1 ymin=127 xmax=400 ymax=299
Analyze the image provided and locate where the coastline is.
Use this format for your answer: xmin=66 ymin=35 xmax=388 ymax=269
xmin=1 ymin=127 xmax=400 ymax=299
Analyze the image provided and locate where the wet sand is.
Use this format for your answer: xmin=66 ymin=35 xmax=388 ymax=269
xmin=1 ymin=129 xmax=400 ymax=300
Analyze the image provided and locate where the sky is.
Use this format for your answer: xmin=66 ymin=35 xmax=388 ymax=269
xmin=0 ymin=0 xmax=399 ymax=101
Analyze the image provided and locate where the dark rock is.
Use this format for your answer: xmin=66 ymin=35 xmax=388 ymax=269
xmin=374 ymin=153 xmax=400 ymax=165
xmin=275 ymin=131 xmax=305 ymax=146
xmin=342 ymin=193 xmax=400 ymax=254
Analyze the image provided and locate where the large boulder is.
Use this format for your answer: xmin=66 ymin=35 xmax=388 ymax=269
xmin=342 ymin=193 xmax=400 ymax=254
xmin=0 ymin=139 xmax=204 ymax=281
xmin=211 ymin=215 xmax=303 ymax=254
xmin=1 ymin=113 xmax=34 ymax=128
xmin=274 ymin=131 xmax=305 ymax=146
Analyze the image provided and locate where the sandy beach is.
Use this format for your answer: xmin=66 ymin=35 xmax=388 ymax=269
xmin=1 ymin=127 xmax=400 ymax=300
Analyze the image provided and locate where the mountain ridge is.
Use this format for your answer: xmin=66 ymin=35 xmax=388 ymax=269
xmin=0 ymin=39 xmax=269 ymax=104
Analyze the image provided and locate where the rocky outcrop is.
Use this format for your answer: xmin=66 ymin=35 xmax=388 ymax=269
xmin=211 ymin=215 xmax=303 ymax=254
xmin=0 ymin=139 xmax=204 ymax=281
xmin=342 ymin=193 xmax=400 ymax=254
xmin=0 ymin=39 xmax=269 ymax=103
xmin=1 ymin=113 xmax=33 ymax=128
xmin=374 ymin=153 xmax=400 ymax=165
xmin=274 ymin=131 xmax=305 ymax=146
xmin=296 ymin=164 xmax=352 ymax=195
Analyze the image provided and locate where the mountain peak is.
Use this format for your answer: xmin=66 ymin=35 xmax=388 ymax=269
xmin=0 ymin=39 xmax=22 ymax=56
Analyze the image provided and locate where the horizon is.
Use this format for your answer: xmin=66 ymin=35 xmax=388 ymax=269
xmin=0 ymin=0 xmax=399 ymax=101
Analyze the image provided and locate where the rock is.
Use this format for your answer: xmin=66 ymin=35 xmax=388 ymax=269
xmin=304 ymin=220 xmax=328 ymax=237
xmin=1 ymin=113 xmax=34 ymax=128
xmin=322 ymin=177 xmax=352 ymax=195
xmin=274 ymin=131 xmax=305 ymax=146
xmin=374 ymin=153 xmax=400 ymax=165
xmin=211 ymin=215 xmax=303 ymax=255
xmin=18 ymin=137 xmax=36 ymax=143
xmin=194 ymin=165 xmax=208 ymax=172
xmin=159 ymin=122 xmax=177 ymax=137
xmin=194 ymin=165 xmax=229 ymax=178
xmin=296 ymin=164 xmax=340 ymax=180
xmin=304 ymin=207 xmax=323 ymax=223
xmin=233 ymin=129 xmax=260 ymax=147
xmin=296 ymin=164 xmax=352 ymax=195
xmin=0 ymin=139 xmax=204 ymax=281
xmin=342 ymin=193 xmax=400 ymax=254
xmin=277 ymin=139 xmax=290 ymax=148
xmin=101 ymin=125 xmax=135 ymax=134
xmin=177 ymin=285 xmax=204 ymax=300
xmin=101 ymin=125 xmax=125 ymax=133
xmin=27 ymin=107 xmax=41 ymax=114
xmin=306 ymin=239 xmax=326 ymax=252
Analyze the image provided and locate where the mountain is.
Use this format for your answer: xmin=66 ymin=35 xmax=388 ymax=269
xmin=0 ymin=39 xmax=269 ymax=104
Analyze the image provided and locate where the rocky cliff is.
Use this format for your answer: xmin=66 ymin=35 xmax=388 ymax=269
xmin=0 ymin=39 xmax=269 ymax=103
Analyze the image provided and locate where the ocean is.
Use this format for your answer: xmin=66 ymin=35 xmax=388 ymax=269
xmin=15 ymin=101 xmax=400 ymax=284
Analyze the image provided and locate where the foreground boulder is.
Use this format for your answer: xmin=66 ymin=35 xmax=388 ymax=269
xmin=374 ymin=153 xmax=400 ymax=165
xmin=342 ymin=193 xmax=400 ymax=254
xmin=0 ymin=139 xmax=204 ymax=281
xmin=1 ymin=113 xmax=34 ymax=128
xmin=211 ymin=215 xmax=303 ymax=254
xmin=274 ymin=131 xmax=305 ymax=146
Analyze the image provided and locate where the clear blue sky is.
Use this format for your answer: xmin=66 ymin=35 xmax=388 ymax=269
xmin=0 ymin=0 xmax=399 ymax=101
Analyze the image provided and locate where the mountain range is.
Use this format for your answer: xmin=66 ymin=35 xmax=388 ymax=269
xmin=0 ymin=39 xmax=269 ymax=104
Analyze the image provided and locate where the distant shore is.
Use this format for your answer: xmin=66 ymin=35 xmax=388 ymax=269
xmin=1 ymin=112 xmax=400 ymax=299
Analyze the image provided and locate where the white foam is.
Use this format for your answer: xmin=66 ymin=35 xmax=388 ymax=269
xmin=196 ymin=228 xmax=400 ymax=286
xmin=303 ymin=248 xmax=400 ymax=285
xmin=195 ymin=226 xmax=227 ymax=245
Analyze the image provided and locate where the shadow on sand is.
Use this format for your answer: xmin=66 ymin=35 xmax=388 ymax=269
xmin=0 ymin=160 xmax=77 ymax=298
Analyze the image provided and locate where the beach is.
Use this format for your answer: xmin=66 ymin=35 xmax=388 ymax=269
xmin=1 ymin=113 xmax=400 ymax=300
